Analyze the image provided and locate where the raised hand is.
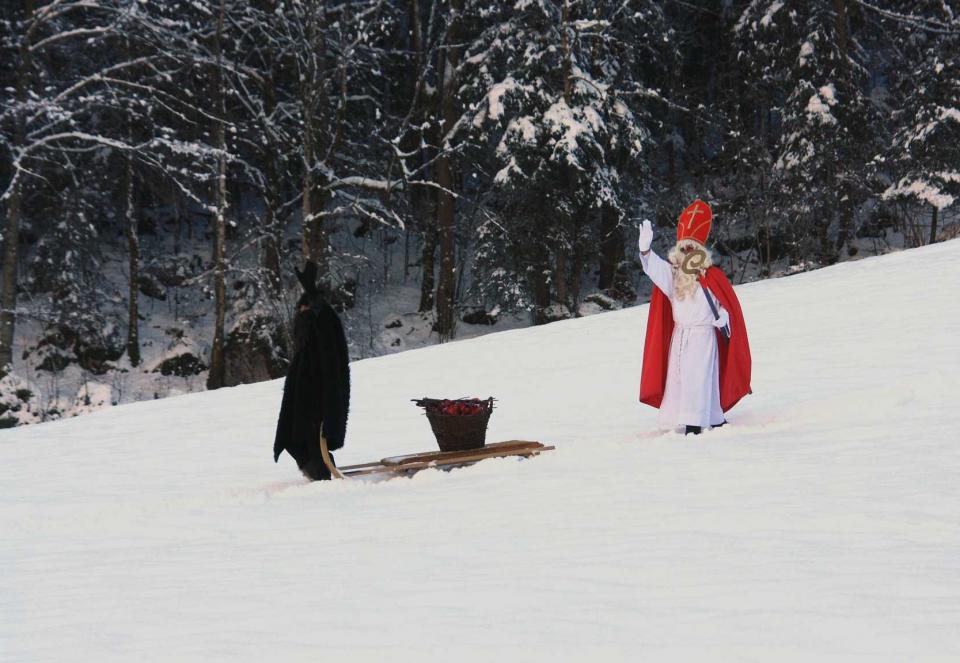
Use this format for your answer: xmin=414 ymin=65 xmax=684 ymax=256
xmin=638 ymin=219 xmax=654 ymax=254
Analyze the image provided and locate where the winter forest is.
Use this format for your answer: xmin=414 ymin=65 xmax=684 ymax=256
xmin=1 ymin=0 xmax=958 ymax=426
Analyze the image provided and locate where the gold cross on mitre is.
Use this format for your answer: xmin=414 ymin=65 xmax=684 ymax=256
xmin=683 ymin=201 xmax=706 ymax=228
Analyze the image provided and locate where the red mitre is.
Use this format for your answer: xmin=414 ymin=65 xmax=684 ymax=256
xmin=677 ymin=199 xmax=712 ymax=246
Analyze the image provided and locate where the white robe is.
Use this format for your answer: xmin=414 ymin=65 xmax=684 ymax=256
xmin=640 ymin=250 xmax=728 ymax=430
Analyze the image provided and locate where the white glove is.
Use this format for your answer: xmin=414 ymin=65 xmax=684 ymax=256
xmin=712 ymin=307 xmax=730 ymax=331
xmin=638 ymin=219 xmax=654 ymax=253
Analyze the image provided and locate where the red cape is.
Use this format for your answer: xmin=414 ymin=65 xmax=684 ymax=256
xmin=639 ymin=266 xmax=752 ymax=412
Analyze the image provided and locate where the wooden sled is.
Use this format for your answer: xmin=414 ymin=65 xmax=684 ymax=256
xmin=319 ymin=436 xmax=554 ymax=480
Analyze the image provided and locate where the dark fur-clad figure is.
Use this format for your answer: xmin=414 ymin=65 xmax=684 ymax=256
xmin=273 ymin=261 xmax=350 ymax=480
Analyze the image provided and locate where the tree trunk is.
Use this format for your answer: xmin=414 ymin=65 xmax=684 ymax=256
xmin=261 ymin=63 xmax=282 ymax=295
xmin=554 ymin=244 xmax=568 ymax=310
xmin=552 ymin=0 xmax=572 ymax=312
xmin=0 ymin=180 xmax=21 ymax=376
xmin=0 ymin=0 xmax=34 ymax=376
xmin=409 ymin=0 xmax=424 ymax=87
xmin=262 ymin=172 xmax=282 ymax=294
xmin=597 ymin=206 xmax=622 ymax=291
xmin=835 ymin=189 xmax=854 ymax=256
xmin=207 ymin=0 xmax=228 ymax=390
xmin=929 ymin=205 xmax=939 ymax=245
xmin=415 ymin=54 xmax=438 ymax=314
xmin=407 ymin=0 xmax=434 ymax=303
xmin=570 ymin=239 xmax=585 ymax=314
xmin=561 ymin=0 xmax=573 ymax=102
xmin=833 ymin=0 xmax=852 ymax=259
xmin=833 ymin=0 xmax=849 ymax=62
xmin=434 ymin=158 xmax=455 ymax=338
xmin=124 ymin=153 xmax=140 ymax=366
xmin=302 ymin=120 xmax=330 ymax=279
xmin=418 ymin=225 xmax=437 ymax=313
xmin=530 ymin=259 xmax=551 ymax=326
xmin=817 ymin=209 xmax=834 ymax=264
xmin=122 ymin=34 xmax=140 ymax=367
xmin=299 ymin=0 xmax=332 ymax=283
xmin=433 ymin=0 xmax=463 ymax=341
xmin=763 ymin=220 xmax=772 ymax=276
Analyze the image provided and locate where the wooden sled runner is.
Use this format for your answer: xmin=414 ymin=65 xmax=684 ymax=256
xmin=319 ymin=436 xmax=554 ymax=480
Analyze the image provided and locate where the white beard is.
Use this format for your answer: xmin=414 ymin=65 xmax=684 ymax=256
xmin=667 ymin=240 xmax=713 ymax=300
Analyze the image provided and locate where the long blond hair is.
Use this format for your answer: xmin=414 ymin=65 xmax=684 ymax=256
xmin=667 ymin=239 xmax=713 ymax=300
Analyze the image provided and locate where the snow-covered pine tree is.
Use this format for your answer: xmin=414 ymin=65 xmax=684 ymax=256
xmin=433 ymin=0 xmax=464 ymax=341
xmin=592 ymin=1 xmax=675 ymax=300
xmin=461 ymin=0 xmax=669 ymax=322
xmin=388 ymin=0 xmax=501 ymax=337
xmin=711 ymin=0 xmax=785 ymax=277
xmin=25 ymin=193 xmax=124 ymax=377
xmin=389 ymin=0 xmax=442 ymax=315
xmin=736 ymin=0 xmax=882 ymax=266
xmin=0 ymin=0 xmax=226 ymax=380
xmin=881 ymin=0 xmax=960 ymax=245
xmin=1 ymin=0 xmax=146 ymax=380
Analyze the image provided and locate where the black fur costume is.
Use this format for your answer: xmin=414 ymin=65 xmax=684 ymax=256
xmin=273 ymin=262 xmax=350 ymax=480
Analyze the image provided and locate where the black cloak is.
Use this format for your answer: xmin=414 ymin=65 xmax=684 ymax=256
xmin=273 ymin=262 xmax=350 ymax=480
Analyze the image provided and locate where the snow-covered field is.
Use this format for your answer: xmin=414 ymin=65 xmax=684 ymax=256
xmin=2 ymin=240 xmax=959 ymax=662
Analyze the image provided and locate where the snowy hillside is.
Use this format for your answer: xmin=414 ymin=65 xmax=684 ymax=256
xmin=2 ymin=240 xmax=959 ymax=662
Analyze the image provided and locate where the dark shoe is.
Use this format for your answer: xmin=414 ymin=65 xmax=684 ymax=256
xmin=684 ymin=425 xmax=702 ymax=435
xmin=299 ymin=457 xmax=332 ymax=481
xmin=712 ymin=420 xmax=727 ymax=429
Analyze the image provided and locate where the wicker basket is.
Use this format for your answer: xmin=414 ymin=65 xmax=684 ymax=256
xmin=414 ymin=398 xmax=494 ymax=452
